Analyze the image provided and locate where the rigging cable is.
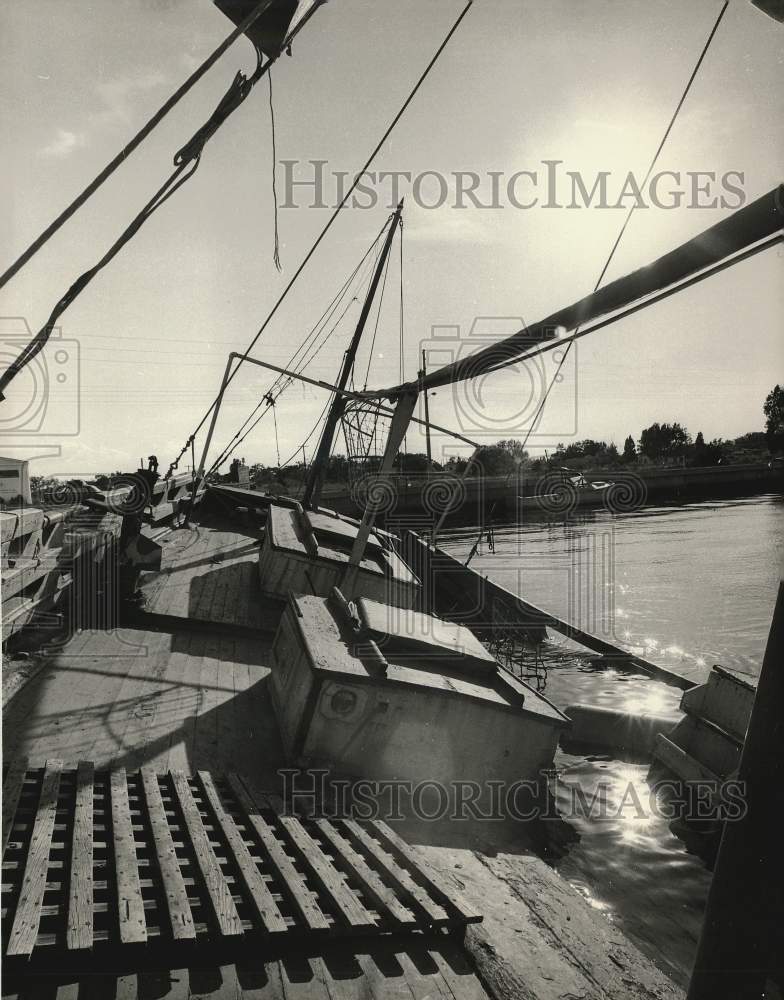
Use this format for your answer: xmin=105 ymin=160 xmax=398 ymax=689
xmin=0 ymin=156 xmax=200 ymax=402
xmin=266 ymin=393 xmax=282 ymax=465
xmin=268 ymin=70 xmax=282 ymax=271
xmin=0 ymin=1 xmax=327 ymax=402
xmin=362 ymin=236 xmax=394 ymax=389
xmin=205 ymin=220 xmax=390 ymax=475
xmin=276 ymin=396 xmax=332 ymax=471
xmin=207 ymin=277 xmax=364 ymax=475
xmin=512 ymin=0 xmax=730 ymax=455
xmin=399 ymin=215 xmax=408 ymax=456
xmin=0 ymin=0 xmax=279 ymax=290
xmin=168 ymin=0 xmax=474 ymax=475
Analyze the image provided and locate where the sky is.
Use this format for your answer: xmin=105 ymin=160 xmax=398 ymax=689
xmin=1 ymin=0 xmax=782 ymax=476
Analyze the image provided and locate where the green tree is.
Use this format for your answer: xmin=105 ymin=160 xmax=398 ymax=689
xmin=764 ymin=385 xmax=784 ymax=453
xmin=622 ymin=435 xmax=636 ymax=463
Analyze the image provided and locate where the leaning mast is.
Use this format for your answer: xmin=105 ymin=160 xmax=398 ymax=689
xmin=302 ymin=199 xmax=404 ymax=509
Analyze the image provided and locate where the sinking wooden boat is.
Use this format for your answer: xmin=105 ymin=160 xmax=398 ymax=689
xmin=650 ymin=664 xmax=755 ymax=783
xmin=270 ymin=588 xmax=569 ymax=786
xmin=258 ymin=501 xmax=420 ymax=609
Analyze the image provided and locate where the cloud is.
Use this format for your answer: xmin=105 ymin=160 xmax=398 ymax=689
xmin=92 ymin=69 xmax=169 ymax=127
xmin=405 ymin=210 xmax=494 ymax=245
xmin=40 ymin=128 xmax=87 ymax=159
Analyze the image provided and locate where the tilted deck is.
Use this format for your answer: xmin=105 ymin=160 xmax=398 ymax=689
xmin=2 ymin=510 xmax=685 ymax=1000
xmin=1 ymin=762 xmax=479 ymax=958
xmin=2 ymin=516 xmax=487 ymax=999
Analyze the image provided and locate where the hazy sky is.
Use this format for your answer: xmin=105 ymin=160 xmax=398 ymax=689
xmin=1 ymin=0 xmax=782 ymax=475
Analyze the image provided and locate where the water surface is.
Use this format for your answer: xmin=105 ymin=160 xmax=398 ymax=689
xmin=441 ymin=494 xmax=782 ymax=984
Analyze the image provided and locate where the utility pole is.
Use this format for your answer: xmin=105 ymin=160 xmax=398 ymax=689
xmin=418 ymin=348 xmax=432 ymax=474
xmin=302 ymin=200 xmax=404 ymax=510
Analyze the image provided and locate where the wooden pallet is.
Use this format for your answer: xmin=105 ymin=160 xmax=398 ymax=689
xmin=1 ymin=762 xmax=481 ymax=966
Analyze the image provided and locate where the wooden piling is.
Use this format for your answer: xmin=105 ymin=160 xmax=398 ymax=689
xmin=686 ymin=581 xmax=784 ymax=998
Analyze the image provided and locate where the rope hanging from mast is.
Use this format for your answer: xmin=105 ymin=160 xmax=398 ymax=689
xmin=0 ymin=0 xmax=327 ymax=404
xmin=0 ymin=0 xmax=280 ymax=291
xmin=203 ymin=218 xmax=389 ymax=478
xmin=166 ymin=0 xmax=474 ymax=478
xmin=268 ymin=70 xmax=283 ymax=271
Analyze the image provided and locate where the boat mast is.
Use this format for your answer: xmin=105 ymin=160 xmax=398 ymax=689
xmin=302 ymin=199 xmax=404 ymax=510
xmin=418 ymin=348 xmax=433 ymax=473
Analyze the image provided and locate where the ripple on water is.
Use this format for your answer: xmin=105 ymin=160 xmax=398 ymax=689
xmin=442 ymin=496 xmax=781 ymax=985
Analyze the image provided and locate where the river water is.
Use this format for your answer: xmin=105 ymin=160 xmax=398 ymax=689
xmin=440 ymin=494 xmax=783 ymax=986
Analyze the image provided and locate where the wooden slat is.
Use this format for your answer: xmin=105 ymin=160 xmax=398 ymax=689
xmin=370 ymin=820 xmax=482 ymax=924
xmin=227 ymin=773 xmax=329 ymax=932
xmin=6 ymin=760 xmax=63 ymax=956
xmin=260 ymin=794 xmax=376 ymax=931
xmin=2 ymin=757 xmax=28 ymax=856
xmin=197 ymin=771 xmax=288 ymax=935
xmin=66 ymin=761 xmax=94 ymax=950
xmin=169 ymin=771 xmax=243 ymax=938
xmin=140 ymin=769 xmax=195 ymax=941
xmin=315 ymin=818 xmax=418 ymax=929
xmin=2 ymin=763 xmax=482 ymax=964
xmin=341 ymin=819 xmax=449 ymax=926
xmin=110 ymin=769 xmax=147 ymax=945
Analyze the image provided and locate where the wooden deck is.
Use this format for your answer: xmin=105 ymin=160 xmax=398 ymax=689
xmin=2 ymin=511 xmax=684 ymax=1000
xmin=2 ymin=625 xmax=282 ymax=778
xmin=3 ymin=519 xmax=285 ymax=778
xmin=2 ymin=764 xmax=480 ymax=966
xmin=2 ymin=515 xmax=489 ymax=998
xmin=137 ymin=520 xmax=283 ymax=634
xmin=1 ymin=935 xmax=486 ymax=1000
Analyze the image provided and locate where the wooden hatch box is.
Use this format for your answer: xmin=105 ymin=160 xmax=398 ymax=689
xmin=258 ymin=503 xmax=420 ymax=609
xmin=270 ymin=590 xmax=570 ymax=788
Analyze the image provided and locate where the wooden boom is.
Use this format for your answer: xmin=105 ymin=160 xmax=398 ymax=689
xmin=382 ymin=184 xmax=784 ymax=394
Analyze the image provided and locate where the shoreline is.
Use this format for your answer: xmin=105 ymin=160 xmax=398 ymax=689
xmin=257 ymin=462 xmax=782 ymax=525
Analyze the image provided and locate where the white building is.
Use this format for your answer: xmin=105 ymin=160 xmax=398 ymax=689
xmin=0 ymin=457 xmax=31 ymax=506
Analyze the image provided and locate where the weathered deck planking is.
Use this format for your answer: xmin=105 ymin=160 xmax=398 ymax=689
xmin=66 ymin=761 xmax=94 ymax=951
xmin=140 ymin=768 xmax=195 ymax=941
xmin=1 ymin=937 xmax=489 ymax=1000
xmin=136 ymin=522 xmax=281 ymax=633
xmin=2 ymin=764 xmax=480 ymax=973
xmin=197 ymin=771 xmax=288 ymax=936
xmin=6 ymin=760 xmax=63 ymax=957
xmin=169 ymin=770 xmax=244 ymax=938
xmin=2 ymin=624 xmax=283 ymax=779
xmin=110 ymin=768 xmax=147 ymax=945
